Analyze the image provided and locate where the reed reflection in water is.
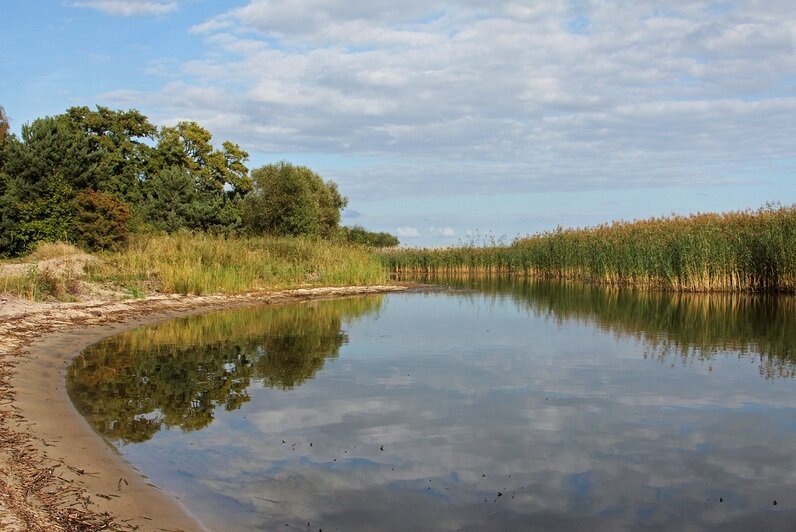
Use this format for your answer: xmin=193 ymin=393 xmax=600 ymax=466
xmin=428 ymin=274 xmax=796 ymax=379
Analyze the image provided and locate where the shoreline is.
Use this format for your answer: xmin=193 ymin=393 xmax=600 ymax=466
xmin=0 ymin=285 xmax=407 ymax=531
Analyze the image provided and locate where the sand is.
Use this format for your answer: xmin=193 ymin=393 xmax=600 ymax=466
xmin=0 ymin=285 xmax=407 ymax=531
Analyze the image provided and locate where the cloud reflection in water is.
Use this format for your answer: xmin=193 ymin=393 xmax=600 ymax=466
xmin=68 ymin=282 xmax=796 ymax=530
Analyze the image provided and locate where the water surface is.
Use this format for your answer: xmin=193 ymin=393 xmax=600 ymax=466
xmin=67 ymin=280 xmax=796 ymax=531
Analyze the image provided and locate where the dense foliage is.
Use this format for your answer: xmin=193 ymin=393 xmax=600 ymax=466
xmin=242 ymin=162 xmax=347 ymax=238
xmin=72 ymin=190 xmax=131 ymax=252
xmin=382 ymin=205 xmax=796 ymax=293
xmin=0 ymin=106 xmax=9 ymax=152
xmin=340 ymin=225 xmax=400 ymax=247
xmin=0 ymin=105 xmax=397 ymax=256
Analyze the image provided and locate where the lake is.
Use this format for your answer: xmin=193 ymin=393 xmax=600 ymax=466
xmin=66 ymin=278 xmax=796 ymax=531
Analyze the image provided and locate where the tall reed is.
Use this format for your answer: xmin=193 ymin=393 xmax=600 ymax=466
xmin=382 ymin=205 xmax=796 ymax=292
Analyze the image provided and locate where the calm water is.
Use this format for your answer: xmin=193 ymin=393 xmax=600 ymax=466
xmin=67 ymin=279 xmax=796 ymax=531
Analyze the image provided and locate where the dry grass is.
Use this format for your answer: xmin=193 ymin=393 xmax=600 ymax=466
xmin=86 ymin=233 xmax=389 ymax=296
xmin=1 ymin=234 xmax=390 ymax=300
xmin=26 ymin=241 xmax=85 ymax=261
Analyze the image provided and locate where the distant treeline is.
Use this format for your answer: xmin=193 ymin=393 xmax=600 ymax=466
xmin=0 ymin=105 xmax=397 ymax=257
xmin=383 ymin=206 xmax=796 ymax=293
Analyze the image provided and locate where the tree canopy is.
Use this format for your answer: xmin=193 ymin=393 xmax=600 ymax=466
xmin=0 ymin=105 xmax=9 ymax=151
xmin=0 ymin=105 xmax=397 ymax=256
xmin=242 ymin=162 xmax=348 ymax=238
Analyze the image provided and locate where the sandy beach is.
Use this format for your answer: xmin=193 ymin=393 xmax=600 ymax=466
xmin=0 ymin=285 xmax=406 ymax=531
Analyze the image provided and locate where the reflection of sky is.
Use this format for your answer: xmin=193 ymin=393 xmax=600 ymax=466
xmin=118 ymin=292 xmax=796 ymax=531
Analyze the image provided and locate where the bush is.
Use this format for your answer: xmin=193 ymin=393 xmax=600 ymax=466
xmin=71 ymin=190 xmax=131 ymax=251
xmin=340 ymin=225 xmax=399 ymax=247
xmin=242 ymin=162 xmax=347 ymax=238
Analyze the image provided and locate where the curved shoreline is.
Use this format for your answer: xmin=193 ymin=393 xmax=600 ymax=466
xmin=0 ymin=286 xmax=407 ymax=531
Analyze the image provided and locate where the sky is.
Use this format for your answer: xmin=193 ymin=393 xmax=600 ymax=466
xmin=2 ymin=0 xmax=796 ymax=246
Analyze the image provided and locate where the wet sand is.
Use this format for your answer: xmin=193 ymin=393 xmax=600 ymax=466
xmin=0 ymin=286 xmax=406 ymax=531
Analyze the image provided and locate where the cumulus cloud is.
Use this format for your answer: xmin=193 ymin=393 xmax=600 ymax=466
xmin=106 ymin=1 xmax=796 ymax=197
xmin=70 ymin=0 xmax=178 ymax=16
xmin=429 ymin=226 xmax=456 ymax=238
xmin=396 ymin=227 xmax=420 ymax=238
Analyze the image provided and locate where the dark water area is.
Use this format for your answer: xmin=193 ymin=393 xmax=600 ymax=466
xmin=67 ymin=279 xmax=796 ymax=531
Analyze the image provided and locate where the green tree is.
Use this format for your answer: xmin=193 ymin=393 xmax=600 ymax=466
xmin=5 ymin=173 xmax=75 ymax=255
xmin=242 ymin=162 xmax=348 ymax=238
xmin=0 ymin=106 xmax=8 ymax=198
xmin=154 ymin=121 xmax=251 ymax=197
xmin=0 ymin=117 xmax=95 ymax=255
xmin=341 ymin=225 xmax=400 ymax=247
xmin=62 ymin=106 xmax=157 ymax=202
xmin=2 ymin=116 xmax=97 ymax=191
xmin=142 ymin=166 xmax=241 ymax=233
xmin=0 ymin=106 xmax=253 ymax=255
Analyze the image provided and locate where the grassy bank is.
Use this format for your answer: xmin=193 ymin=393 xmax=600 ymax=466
xmin=0 ymin=233 xmax=388 ymax=299
xmin=5 ymin=205 xmax=795 ymax=299
xmin=382 ymin=205 xmax=796 ymax=292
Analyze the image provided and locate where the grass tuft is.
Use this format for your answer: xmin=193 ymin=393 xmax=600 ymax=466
xmin=26 ymin=241 xmax=85 ymax=261
xmin=0 ymin=266 xmax=81 ymax=301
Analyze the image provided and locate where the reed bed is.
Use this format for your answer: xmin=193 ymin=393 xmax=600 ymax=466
xmin=383 ymin=205 xmax=796 ymax=292
xmin=87 ymin=233 xmax=388 ymax=295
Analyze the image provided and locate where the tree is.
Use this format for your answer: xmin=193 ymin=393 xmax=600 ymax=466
xmin=0 ymin=105 xmax=9 ymax=151
xmin=0 ymin=106 xmax=254 ymax=255
xmin=2 ymin=116 xmax=97 ymax=192
xmin=1 ymin=173 xmax=75 ymax=255
xmin=62 ymin=106 xmax=157 ymax=202
xmin=0 ymin=117 xmax=95 ymax=255
xmin=154 ymin=121 xmax=251 ymax=197
xmin=242 ymin=162 xmax=348 ymax=238
xmin=340 ymin=225 xmax=400 ymax=247
xmin=0 ymin=106 xmax=8 ymax=197
xmin=142 ymin=166 xmax=241 ymax=233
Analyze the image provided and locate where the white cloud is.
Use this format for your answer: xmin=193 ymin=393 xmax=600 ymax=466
xmin=396 ymin=227 xmax=420 ymax=238
xmin=105 ymin=1 xmax=796 ymax=199
xmin=429 ymin=226 xmax=456 ymax=238
xmin=70 ymin=0 xmax=178 ymax=16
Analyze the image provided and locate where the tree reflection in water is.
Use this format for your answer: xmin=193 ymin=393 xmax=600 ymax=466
xmin=69 ymin=278 xmax=796 ymax=446
xmin=66 ymin=296 xmax=383 ymax=444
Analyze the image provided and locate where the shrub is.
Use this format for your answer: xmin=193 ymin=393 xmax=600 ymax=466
xmin=71 ymin=190 xmax=131 ymax=251
xmin=340 ymin=225 xmax=399 ymax=247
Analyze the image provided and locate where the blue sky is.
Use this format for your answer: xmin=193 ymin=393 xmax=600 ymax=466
xmin=2 ymin=0 xmax=796 ymax=245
